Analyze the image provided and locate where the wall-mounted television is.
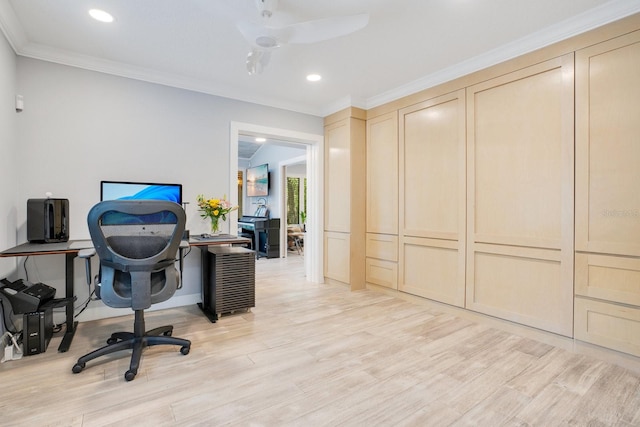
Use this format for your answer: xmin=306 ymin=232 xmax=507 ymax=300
xmin=100 ymin=180 xmax=182 ymax=204
xmin=246 ymin=164 xmax=269 ymax=197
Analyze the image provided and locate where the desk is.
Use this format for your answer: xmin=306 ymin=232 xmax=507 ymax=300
xmin=0 ymin=235 xmax=251 ymax=346
xmin=188 ymin=234 xmax=252 ymax=323
xmin=0 ymin=240 xmax=93 ymax=352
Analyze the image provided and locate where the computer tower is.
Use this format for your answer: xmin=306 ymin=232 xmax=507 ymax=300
xmin=23 ymin=308 xmax=53 ymax=356
xmin=27 ymin=198 xmax=69 ymax=243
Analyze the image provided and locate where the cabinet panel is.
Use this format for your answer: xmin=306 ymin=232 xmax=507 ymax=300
xmin=365 ymin=233 xmax=398 ymax=262
xmin=576 ymin=31 xmax=640 ymax=256
xmin=398 ymin=90 xmax=466 ymax=307
xmin=400 ymin=91 xmax=465 ymax=239
xmin=575 ymin=297 xmax=640 ymax=357
xmin=366 ymin=258 xmax=397 ymax=289
xmin=323 ymin=109 xmax=366 ymax=290
xmin=324 ymin=120 xmax=351 ymax=233
xmin=324 ymin=231 xmax=350 ymax=283
xmin=576 ymin=253 xmax=640 ymax=306
xmin=466 ymin=55 xmax=574 ymax=336
xmin=366 ymin=112 xmax=398 ymax=235
xmin=470 ymin=63 xmax=566 ymax=246
xmin=399 ymin=237 xmax=464 ymax=307
xmin=468 ymin=244 xmax=571 ymax=336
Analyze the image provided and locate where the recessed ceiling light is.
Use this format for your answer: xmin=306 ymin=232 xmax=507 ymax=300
xmin=306 ymin=74 xmax=322 ymax=82
xmin=255 ymin=137 xmax=266 ymax=143
xmin=89 ymin=9 xmax=114 ymax=23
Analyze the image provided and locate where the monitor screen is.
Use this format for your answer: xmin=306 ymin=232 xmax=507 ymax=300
xmin=100 ymin=181 xmax=182 ymax=204
xmin=246 ymin=164 xmax=269 ymax=197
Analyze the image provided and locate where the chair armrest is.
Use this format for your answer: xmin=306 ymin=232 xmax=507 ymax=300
xmin=77 ymin=248 xmax=96 ymax=285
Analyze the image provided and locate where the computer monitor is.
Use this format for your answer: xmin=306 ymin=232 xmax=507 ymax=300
xmin=100 ymin=181 xmax=182 ymax=204
xmin=99 ymin=181 xmax=183 ymax=225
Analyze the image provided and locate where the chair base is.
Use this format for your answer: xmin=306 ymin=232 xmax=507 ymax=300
xmin=72 ymin=310 xmax=190 ymax=381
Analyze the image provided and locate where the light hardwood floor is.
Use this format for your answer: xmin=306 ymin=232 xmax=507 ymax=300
xmin=2 ymin=254 xmax=640 ymax=426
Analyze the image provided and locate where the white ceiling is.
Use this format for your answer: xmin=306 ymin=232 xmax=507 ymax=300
xmin=1 ymin=0 xmax=639 ymax=117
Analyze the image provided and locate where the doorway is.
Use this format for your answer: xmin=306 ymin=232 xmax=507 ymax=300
xmin=229 ymin=122 xmax=324 ymax=283
xmin=280 ymin=155 xmax=307 ymax=258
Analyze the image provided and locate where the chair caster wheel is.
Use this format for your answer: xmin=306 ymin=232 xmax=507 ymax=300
xmin=163 ymin=330 xmax=172 ymax=337
xmin=180 ymin=346 xmax=190 ymax=355
xmin=107 ymin=337 xmax=117 ymax=345
xmin=124 ymin=370 xmax=136 ymax=381
xmin=72 ymin=363 xmax=85 ymax=374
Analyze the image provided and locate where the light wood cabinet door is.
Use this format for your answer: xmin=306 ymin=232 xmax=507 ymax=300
xmin=324 ymin=231 xmax=350 ymax=284
xmin=398 ymin=90 xmax=466 ymax=307
xmin=366 ymin=111 xmax=398 ymax=235
xmin=575 ymin=30 xmax=640 ymax=256
xmin=573 ymin=30 xmax=640 ymax=356
xmin=466 ymin=55 xmax=575 ymax=336
xmin=323 ymin=109 xmax=366 ymax=289
xmin=575 ymin=297 xmax=640 ymax=357
xmin=325 ymin=119 xmax=351 ymax=233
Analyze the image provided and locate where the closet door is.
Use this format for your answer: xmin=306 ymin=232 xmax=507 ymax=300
xmin=398 ymin=90 xmax=466 ymax=307
xmin=325 ymin=119 xmax=352 ymax=233
xmin=466 ymin=55 xmax=574 ymax=336
xmin=366 ymin=111 xmax=398 ymax=235
xmin=366 ymin=111 xmax=399 ymax=289
xmin=323 ymin=109 xmax=366 ymax=290
xmin=575 ymin=31 xmax=640 ymax=256
xmin=574 ymin=31 xmax=640 ymax=356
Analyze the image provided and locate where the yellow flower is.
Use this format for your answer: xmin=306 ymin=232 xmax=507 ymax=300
xmin=196 ymin=194 xmax=238 ymax=223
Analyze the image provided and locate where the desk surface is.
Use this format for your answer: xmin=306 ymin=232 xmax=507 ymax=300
xmin=188 ymin=234 xmax=251 ymax=247
xmin=1 ymin=235 xmax=250 ymax=257
xmin=0 ymin=240 xmax=93 ymax=257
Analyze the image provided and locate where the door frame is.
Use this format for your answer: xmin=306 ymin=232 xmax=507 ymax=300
xmin=229 ymin=121 xmax=324 ymax=283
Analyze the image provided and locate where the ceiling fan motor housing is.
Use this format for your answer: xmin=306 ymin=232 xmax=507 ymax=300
xmin=256 ymin=35 xmax=278 ymax=48
xmin=256 ymin=0 xmax=278 ymax=17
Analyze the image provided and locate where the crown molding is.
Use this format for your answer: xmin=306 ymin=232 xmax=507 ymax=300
xmin=0 ymin=1 xmax=27 ymax=51
xmin=18 ymin=41 xmax=324 ymax=116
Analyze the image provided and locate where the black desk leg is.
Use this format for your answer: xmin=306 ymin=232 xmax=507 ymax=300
xmin=196 ymin=247 xmax=218 ymax=323
xmin=58 ymin=252 xmax=78 ymax=352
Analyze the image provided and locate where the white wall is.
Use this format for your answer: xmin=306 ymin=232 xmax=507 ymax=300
xmin=243 ymin=144 xmax=306 ymax=219
xmin=12 ymin=57 xmax=322 ymax=322
xmin=0 ymin=30 xmax=17 ymax=278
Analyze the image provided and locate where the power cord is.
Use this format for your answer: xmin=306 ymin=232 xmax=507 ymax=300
xmin=74 ymin=289 xmax=97 ymax=319
xmin=23 ymin=256 xmax=30 ymax=282
xmin=0 ymin=298 xmax=18 ymax=335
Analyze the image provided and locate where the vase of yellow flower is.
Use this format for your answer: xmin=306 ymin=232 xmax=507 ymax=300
xmin=196 ymin=194 xmax=238 ymax=234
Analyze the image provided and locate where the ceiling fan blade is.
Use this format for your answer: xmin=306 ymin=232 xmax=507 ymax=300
xmin=237 ymin=21 xmax=264 ymax=46
xmin=285 ymin=13 xmax=369 ymax=44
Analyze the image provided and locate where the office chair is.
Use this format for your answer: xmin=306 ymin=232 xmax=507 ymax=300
xmin=72 ymin=200 xmax=191 ymax=381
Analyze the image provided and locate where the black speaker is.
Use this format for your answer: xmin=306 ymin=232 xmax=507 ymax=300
xmin=27 ymin=198 xmax=69 ymax=243
xmin=23 ymin=308 xmax=53 ymax=355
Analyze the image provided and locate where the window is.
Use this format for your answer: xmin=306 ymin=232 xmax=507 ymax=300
xmin=287 ymin=177 xmax=307 ymax=225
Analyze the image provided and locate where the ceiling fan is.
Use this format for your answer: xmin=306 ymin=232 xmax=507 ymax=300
xmin=238 ymin=0 xmax=369 ymax=75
